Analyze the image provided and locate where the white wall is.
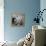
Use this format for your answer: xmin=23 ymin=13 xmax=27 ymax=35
xmin=0 ymin=0 xmax=4 ymax=42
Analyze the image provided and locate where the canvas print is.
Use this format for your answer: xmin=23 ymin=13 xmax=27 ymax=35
xmin=11 ymin=13 xmax=25 ymax=26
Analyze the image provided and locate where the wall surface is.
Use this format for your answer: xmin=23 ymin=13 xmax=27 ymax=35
xmin=4 ymin=0 xmax=40 ymax=42
xmin=0 ymin=0 xmax=4 ymax=42
xmin=40 ymin=0 xmax=46 ymax=27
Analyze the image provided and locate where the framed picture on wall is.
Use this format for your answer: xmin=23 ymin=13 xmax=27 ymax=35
xmin=11 ymin=12 xmax=25 ymax=27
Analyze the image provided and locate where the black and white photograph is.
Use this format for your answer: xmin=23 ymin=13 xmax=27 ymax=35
xmin=11 ymin=13 xmax=25 ymax=26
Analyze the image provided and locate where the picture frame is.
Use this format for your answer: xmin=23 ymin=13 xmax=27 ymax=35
xmin=11 ymin=12 xmax=25 ymax=27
